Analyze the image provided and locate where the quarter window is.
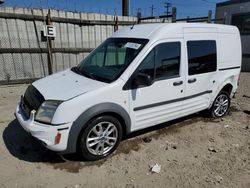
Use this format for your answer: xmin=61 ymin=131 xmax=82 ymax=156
xmin=187 ymin=40 xmax=217 ymax=75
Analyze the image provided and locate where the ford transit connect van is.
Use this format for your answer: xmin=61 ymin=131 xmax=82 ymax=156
xmin=15 ymin=23 xmax=242 ymax=160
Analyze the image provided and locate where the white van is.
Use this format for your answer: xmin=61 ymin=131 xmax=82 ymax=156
xmin=15 ymin=23 xmax=241 ymax=160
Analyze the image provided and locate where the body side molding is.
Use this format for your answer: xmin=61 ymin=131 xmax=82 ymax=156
xmin=219 ymin=66 xmax=241 ymax=71
xmin=134 ymin=90 xmax=213 ymax=111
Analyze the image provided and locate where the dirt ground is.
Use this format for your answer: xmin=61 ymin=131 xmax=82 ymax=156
xmin=0 ymin=73 xmax=249 ymax=188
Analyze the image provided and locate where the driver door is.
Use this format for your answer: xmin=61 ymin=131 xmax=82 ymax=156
xmin=126 ymin=40 xmax=185 ymax=131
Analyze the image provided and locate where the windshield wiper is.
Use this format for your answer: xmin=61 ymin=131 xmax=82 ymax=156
xmin=81 ymin=69 xmax=97 ymax=80
xmin=71 ymin=66 xmax=96 ymax=80
xmin=71 ymin=66 xmax=79 ymax=73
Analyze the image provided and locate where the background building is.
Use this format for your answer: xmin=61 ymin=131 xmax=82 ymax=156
xmin=216 ymin=0 xmax=250 ymax=71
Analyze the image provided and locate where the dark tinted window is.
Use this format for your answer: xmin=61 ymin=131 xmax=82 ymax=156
xmin=232 ymin=13 xmax=250 ymax=34
xmin=127 ymin=42 xmax=181 ymax=90
xmin=155 ymin=42 xmax=180 ymax=79
xmin=136 ymin=42 xmax=181 ymax=82
xmin=187 ymin=40 xmax=217 ymax=75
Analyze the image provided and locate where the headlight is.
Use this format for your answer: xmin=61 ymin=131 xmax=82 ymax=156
xmin=35 ymin=100 xmax=62 ymax=124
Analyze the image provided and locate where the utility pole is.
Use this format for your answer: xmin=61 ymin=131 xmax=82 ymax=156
xmin=208 ymin=10 xmax=212 ymax=23
xmin=172 ymin=7 xmax=176 ymax=23
xmin=164 ymin=2 xmax=172 ymax=16
xmin=137 ymin=8 xmax=142 ymax=24
xmin=136 ymin=8 xmax=142 ymax=15
xmin=114 ymin=16 xmax=119 ymax=32
xmin=122 ymin=0 xmax=129 ymax=16
xmin=149 ymin=5 xmax=156 ymax=17
xmin=46 ymin=10 xmax=53 ymax=75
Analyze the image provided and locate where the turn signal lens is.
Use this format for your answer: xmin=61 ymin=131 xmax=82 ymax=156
xmin=55 ymin=132 xmax=62 ymax=145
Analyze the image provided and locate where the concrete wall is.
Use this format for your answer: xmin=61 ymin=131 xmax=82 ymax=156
xmin=216 ymin=2 xmax=250 ymax=71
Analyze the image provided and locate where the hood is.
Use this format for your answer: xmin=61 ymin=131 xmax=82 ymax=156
xmin=32 ymin=69 xmax=107 ymax=101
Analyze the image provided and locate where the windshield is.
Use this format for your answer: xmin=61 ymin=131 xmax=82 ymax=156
xmin=72 ymin=38 xmax=149 ymax=83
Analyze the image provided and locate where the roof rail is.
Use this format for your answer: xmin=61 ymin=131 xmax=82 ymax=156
xmin=137 ymin=8 xmax=222 ymax=24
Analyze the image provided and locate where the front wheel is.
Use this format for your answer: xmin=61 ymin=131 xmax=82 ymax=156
xmin=210 ymin=91 xmax=231 ymax=118
xmin=78 ymin=115 xmax=123 ymax=161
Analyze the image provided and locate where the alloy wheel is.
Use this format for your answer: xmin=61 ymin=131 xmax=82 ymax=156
xmin=86 ymin=121 xmax=118 ymax=156
xmin=213 ymin=94 xmax=229 ymax=117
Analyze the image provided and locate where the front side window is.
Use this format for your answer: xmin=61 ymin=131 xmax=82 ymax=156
xmin=131 ymin=42 xmax=181 ymax=89
xmin=136 ymin=42 xmax=181 ymax=79
xmin=187 ymin=40 xmax=217 ymax=75
xmin=73 ymin=38 xmax=148 ymax=83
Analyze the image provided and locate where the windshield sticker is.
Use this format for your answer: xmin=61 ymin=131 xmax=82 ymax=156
xmin=124 ymin=42 xmax=141 ymax=50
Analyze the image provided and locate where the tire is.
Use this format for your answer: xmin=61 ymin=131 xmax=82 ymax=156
xmin=78 ymin=115 xmax=123 ymax=161
xmin=209 ymin=91 xmax=231 ymax=118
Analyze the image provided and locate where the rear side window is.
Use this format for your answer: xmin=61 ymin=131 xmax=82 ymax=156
xmin=187 ymin=40 xmax=217 ymax=75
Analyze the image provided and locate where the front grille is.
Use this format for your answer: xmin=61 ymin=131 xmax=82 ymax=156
xmin=21 ymin=85 xmax=45 ymax=118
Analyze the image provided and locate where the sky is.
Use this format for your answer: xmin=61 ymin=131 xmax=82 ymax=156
xmin=1 ymin=0 xmax=225 ymax=18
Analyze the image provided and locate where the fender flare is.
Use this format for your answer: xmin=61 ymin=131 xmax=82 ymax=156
xmin=61 ymin=102 xmax=131 ymax=154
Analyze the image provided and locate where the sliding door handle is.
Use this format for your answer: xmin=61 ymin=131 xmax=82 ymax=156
xmin=173 ymin=81 xmax=183 ymax=86
xmin=188 ymin=78 xmax=197 ymax=83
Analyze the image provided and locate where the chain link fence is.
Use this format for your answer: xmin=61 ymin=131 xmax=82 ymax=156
xmin=0 ymin=7 xmax=140 ymax=85
xmin=0 ymin=16 xmax=47 ymax=84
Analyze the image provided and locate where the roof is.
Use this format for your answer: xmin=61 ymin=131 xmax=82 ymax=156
xmin=112 ymin=23 xmax=238 ymax=40
xmin=217 ymin=0 xmax=250 ymax=7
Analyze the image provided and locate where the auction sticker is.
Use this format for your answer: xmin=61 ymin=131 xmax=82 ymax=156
xmin=124 ymin=42 xmax=141 ymax=50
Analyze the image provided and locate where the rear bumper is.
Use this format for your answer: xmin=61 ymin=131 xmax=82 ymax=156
xmin=15 ymin=103 xmax=72 ymax=152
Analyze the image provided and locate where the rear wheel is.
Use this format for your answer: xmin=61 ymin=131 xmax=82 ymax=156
xmin=210 ymin=91 xmax=230 ymax=118
xmin=78 ymin=115 xmax=122 ymax=161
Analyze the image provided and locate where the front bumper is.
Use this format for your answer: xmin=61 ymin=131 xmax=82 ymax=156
xmin=15 ymin=103 xmax=72 ymax=152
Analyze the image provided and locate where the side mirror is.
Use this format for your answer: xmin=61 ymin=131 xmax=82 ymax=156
xmin=132 ymin=72 xmax=152 ymax=88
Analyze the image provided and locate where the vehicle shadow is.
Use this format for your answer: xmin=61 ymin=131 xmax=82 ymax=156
xmin=2 ymin=112 xmax=211 ymax=164
xmin=126 ymin=115 xmax=197 ymax=139
xmin=2 ymin=119 xmax=66 ymax=163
